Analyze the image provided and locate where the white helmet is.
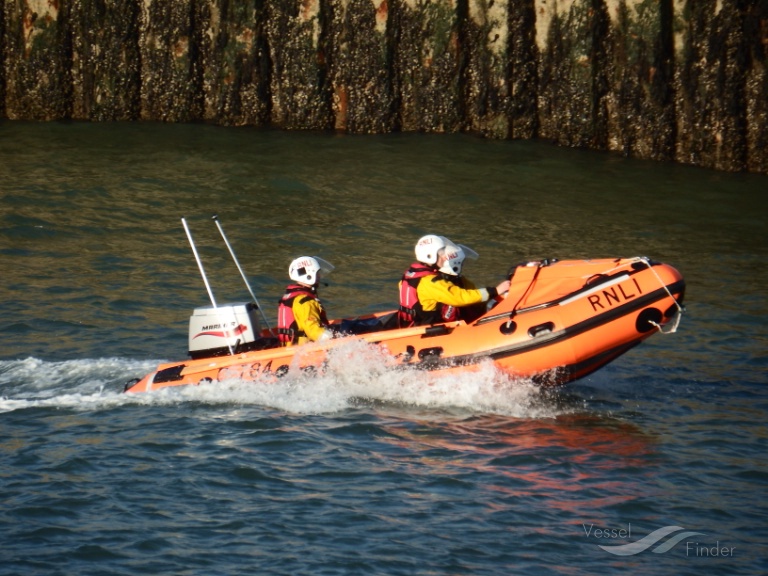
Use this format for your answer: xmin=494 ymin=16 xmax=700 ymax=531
xmin=415 ymin=234 xmax=447 ymax=265
xmin=438 ymin=242 xmax=479 ymax=276
xmin=289 ymin=256 xmax=334 ymax=286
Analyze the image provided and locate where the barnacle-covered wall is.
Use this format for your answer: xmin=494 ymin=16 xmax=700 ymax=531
xmin=2 ymin=0 xmax=766 ymax=173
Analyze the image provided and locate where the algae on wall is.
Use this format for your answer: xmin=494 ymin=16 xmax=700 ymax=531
xmin=4 ymin=0 xmax=71 ymax=121
xmin=605 ymin=0 xmax=676 ymax=162
xmin=674 ymin=0 xmax=768 ymax=173
xmin=199 ymin=0 xmax=271 ymax=127
xmin=1 ymin=0 xmax=766 ymax=174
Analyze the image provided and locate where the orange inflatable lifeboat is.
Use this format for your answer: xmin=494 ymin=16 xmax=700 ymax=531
xmin=124 ymin=256 xmax=685 ymax=394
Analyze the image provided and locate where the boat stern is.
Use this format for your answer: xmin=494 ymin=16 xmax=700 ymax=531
xmin=124 ymin=372 xmax=158 ymax=394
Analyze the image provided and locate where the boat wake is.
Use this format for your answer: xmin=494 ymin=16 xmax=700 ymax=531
xmin=0 ymin=356 xmax=158 ymax=413
xmin=0 ymin=341 xmax=575 ymax=418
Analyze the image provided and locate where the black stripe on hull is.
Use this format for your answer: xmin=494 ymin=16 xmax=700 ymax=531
xmin=412 ymin=280 xmax=684 ymax=379
xmin=488 ymin=279 xmax=685 ymax=362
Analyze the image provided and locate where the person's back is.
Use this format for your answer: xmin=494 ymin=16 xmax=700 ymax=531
xmin=277 ymin=256 xmax=335 ymax=346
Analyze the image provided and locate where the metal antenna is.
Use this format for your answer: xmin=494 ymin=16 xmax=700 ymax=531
xmin=182 ymin=217 xmax=235 ymax=355
xmin=212 ymin=215 xmax=272 ymax=331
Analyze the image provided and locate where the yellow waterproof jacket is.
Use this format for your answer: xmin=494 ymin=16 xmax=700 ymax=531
xmin=291 ymin=297 xmax=330 ymax=345
xmin=277 ymin=284 xmax=331 ymax=346
xmin=416 ymin=275 xmax=489 ymax=319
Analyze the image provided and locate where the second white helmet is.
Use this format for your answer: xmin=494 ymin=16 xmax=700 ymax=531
xmin=438 ymin=242 xmax=479 ymax=276
xmin=415 ymin=234 xmax=447 ymax=266
xmin=289 ymin=256 xmax=334 ymax=286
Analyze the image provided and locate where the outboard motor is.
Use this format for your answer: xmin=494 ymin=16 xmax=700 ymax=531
xmin=188 ymin=302 xmax=261 ymax=359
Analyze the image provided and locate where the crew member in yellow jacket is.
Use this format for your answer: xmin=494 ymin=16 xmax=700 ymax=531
xmin=277 ymin=256 xmax=335 ymax=346
xmin=400 ymin=235 xmax=510 ymax=326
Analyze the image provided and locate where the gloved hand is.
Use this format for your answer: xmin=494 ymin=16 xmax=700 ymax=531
xmin=318 ymin=328 xmax=336 ymax=341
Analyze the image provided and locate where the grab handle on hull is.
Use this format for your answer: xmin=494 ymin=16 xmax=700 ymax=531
xmin=422 ymin=325 xmax=452 ymax=338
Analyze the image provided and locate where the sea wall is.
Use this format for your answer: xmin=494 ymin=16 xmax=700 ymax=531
xmin=1 ymin=0 xmax=766 ymax=173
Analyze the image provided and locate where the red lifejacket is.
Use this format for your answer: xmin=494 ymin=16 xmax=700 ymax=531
xmin=277 ymin=284 xmax=327 ymax=345
xmin=398 ymin=262 xmax=437 ymax=327
xmin=439 ymin=298 xmax=460 ymax=322
xmin=432 ymin=273 xmax=466 ymax=323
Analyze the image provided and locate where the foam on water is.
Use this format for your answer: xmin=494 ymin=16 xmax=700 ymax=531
xmin=0 ymin=356 xmax=159 ymax=413
xmin=0 ymin=340 xmax=574 ymax=418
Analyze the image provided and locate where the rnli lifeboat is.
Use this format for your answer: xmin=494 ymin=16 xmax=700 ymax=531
xmin=124 ymin=256 xmax=685 ymax=394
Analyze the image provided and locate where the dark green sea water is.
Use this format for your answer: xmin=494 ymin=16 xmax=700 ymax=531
xmin=1 ymin=121 xmax=766 ymax=575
